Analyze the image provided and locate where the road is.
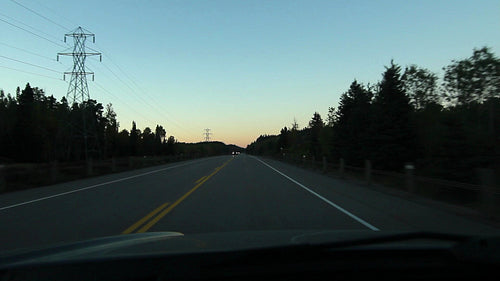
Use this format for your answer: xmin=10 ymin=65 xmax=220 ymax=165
xmin=0 ymin=154 xmax=498 ymax=252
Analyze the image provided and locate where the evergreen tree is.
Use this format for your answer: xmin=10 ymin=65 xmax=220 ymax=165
xmin=334 ymin=80 xmax=373 ymax=165
xmin=277 ymin=126 xmax=289 ymax=153
xmin=130 ymin=121 xmax=139 ymax=156
xmin=308 ymin=112 xmax=324 ymax=158
xmin=154 ymin=125 xmax=166 ymax=155
xmin=104 ymin=103 xmax=118 ymax=157
xmin=15 ymin=84 xmax=39 ymax=161
xmin=141 ymin=127 xmax=155 ymax=155
xmin=372 ymin=61 xmax=415 ymax=170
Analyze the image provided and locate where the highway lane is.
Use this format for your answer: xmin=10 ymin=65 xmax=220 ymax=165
xmin=0 ymin=154 xmax=499 ymax=252
xmin=142 ymin=154 xmax=499 ymax=235
xmin=0 ymin=156 xmax=229 ymax=251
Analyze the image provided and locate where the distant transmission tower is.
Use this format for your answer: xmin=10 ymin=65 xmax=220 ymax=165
xmin=58 ymin=27 xmax=102 ymax=160
xmin=58 ymin=27 xmax=101 ymax=104
xmin=203 ymin=128 xmax=212 ymax=142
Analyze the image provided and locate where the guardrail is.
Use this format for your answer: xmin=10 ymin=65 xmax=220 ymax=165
xmin=0 ymin=155 xmax=193 ymax=193
xmin=275 ymin=154 xmax=499 ymax=217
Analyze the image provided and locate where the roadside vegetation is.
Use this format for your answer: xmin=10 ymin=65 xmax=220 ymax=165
xmin=0 ymin=85 xmax=241 ymax=164
xmin=247 ymin=47 xmax=500 ymax=184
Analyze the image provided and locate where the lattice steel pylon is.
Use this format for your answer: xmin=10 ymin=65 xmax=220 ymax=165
xmin=203 ymin=128 xmax=212 ymax=142
xmin=58 ymin=27 xmax=102 ymax=160
xmin=58 ymin=26 xmax=101 ymax=104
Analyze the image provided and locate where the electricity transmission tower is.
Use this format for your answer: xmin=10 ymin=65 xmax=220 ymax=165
xmin=203 ymin=128 xmax=212 ymax=142
xmin=57 ymin=27 xmax=101 ymax=160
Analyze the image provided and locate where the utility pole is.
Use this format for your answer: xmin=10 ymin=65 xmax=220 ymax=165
xmin=58 ymin=27 xmax=101 ymax=160
xmin=203 ymin=128 xmax=212 ymax=142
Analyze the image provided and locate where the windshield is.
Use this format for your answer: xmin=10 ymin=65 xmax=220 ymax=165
xmin=0 ymin=0 xmax=499 ymax=254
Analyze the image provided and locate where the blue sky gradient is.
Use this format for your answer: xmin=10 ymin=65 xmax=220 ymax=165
xmin=1 ymin=0 xmax=499 ymax=147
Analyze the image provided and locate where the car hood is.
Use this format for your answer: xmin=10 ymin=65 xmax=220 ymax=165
xmin=0 ymin=229 xmax=467 ymax=267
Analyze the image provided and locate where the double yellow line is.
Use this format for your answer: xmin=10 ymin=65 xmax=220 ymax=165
xmin=122 ymin=158 xmax=233 ymax=234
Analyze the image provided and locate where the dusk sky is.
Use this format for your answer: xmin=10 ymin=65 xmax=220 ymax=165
xmin=1 ymin=0 xmax=499 ymax=147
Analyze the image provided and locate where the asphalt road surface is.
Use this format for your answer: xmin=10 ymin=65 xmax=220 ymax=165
xmin=0 ymin=154 xmax=498 ymax=252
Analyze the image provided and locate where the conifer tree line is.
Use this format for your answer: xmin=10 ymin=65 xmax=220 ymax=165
xmin=246 ymin=47 xmax=500 ymax=183
xmin=0 ymin=84 xmax=177 ymax=162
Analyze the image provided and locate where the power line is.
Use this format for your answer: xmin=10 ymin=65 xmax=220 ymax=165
xmin=99 ymin=62 xmax=159 ymax=109
xmin=8 ymin=0 xmax=69 ymax=31
xmin=0 ymin=65 xmax=63 ymax=80
xmin=94 ymin=59 xmax=197 ymax=137
xmin=0 ymin=42 xmax=60 ymax=63
xmin=89 ymin=64 xmax=173 ymax=132
xmin=0 ymin=55 xmax=62 ymax=74
xmin=0 ymin=18 xmax=67 ymax=48
xmin=110 ymin=59 xmax=187 ymax=131
xmin=0 ymin=12 xmax=66 ymax=43
xmin=94 ymin=45 xmax=199 ymax=137
xmin=4 ymin=0 xmax=197 ymax=142
xmin=93 ymin=81 xmax=162 ymax=129
xmin=88 ymin=61 xmax=177 ymax=132
xmin=32 ymin=0 xmax=77 ymax=29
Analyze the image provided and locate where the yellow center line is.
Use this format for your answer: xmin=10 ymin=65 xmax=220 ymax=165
xmin=194 ymin=175 xmax=206 ymax=184
xmin=122 ymin=202 xmax=170 ymax=234
xmin=135 ymin=158 xmax=233 ymax=233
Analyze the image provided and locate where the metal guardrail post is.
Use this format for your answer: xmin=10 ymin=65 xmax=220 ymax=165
xmin=86 ymin=157 xmax=93 ymax=176
xmin=405 ymin=163 xmax=415 ymax=193
xmin=365 ymin=159 xmax=371 ymax=185
xmin=322 ymin=156 xmax=327 ymax=173
xmin=478 ymin=168 xmax=496 ymax=214
xmin=339 ymin=158 xmax=345 ymax=178
xmin=50 ymin=161 xmax=58 ymax=183
xmin=111 ymin=157 xmax=117 ymax=172
xmin=0 ymin=165 xmax=5 ymax=192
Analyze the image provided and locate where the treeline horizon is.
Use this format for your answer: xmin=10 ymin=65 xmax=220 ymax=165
xmin=0 ymin=84 xmax=241 ymax=163
xmin=246 ymin=47 xmax=500 ymax=184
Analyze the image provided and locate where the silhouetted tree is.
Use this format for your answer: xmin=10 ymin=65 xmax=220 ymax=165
xmin=116 ymin=129 xmax=130 ymax=157
xmin=141 ymin=127 xmax=155 ymax=155
xmin=130 ymin=121 xmax=139 ymax=156
xmin=291 ymin=118 xmax=299 ymax=131
xmin=371 ymin=61 xmax=415 ymax=170
xmin=0 ymin=83 xmax=180 ymax=163
xmin=154 ymin=125 xmax=166 ymax=154
xmin=166 ymin=135 xmax=176 ymax=155
xmin=15 ymin=84 xmax=42 ymax=161
xmin=308 ymin=112 xmax=324 ymax=158
xmin=334 ymin=80 xmax=373 ymax=165
xmin=443 ymin=46 xmax=500 ymax=135
xmin=443 ymin=46 xmax=500 ymax=106
xmin=326 ymin=107 xmax=337 ymax=127
xmin=277 ymin=127 xmax=289 ymax=153
xmin=104 ymin=103 xmax=118 ymax=157
xmin=246 ymin=47 xmax=499 ymax=183
xmin=402 ymin=65 xmax=439 ymax=110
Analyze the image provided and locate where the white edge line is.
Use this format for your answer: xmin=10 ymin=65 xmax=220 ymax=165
xmin=0 ymin=159 xmax=206 ymax=211
xmin=252 ymin=156 xmax=380 ymax=231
